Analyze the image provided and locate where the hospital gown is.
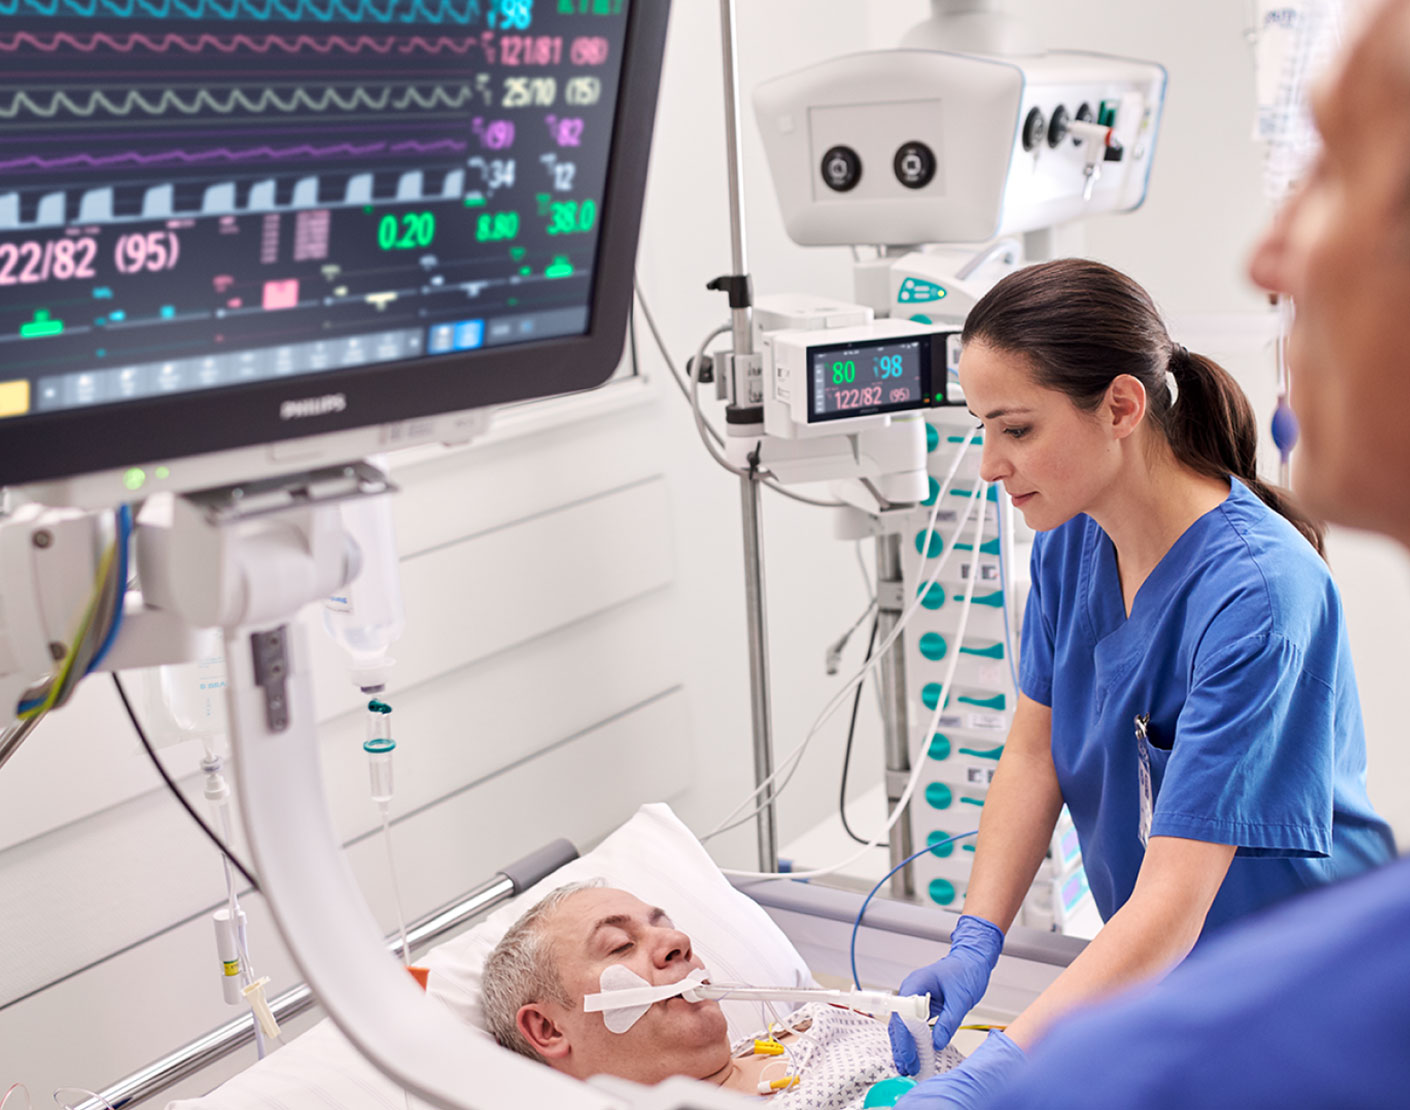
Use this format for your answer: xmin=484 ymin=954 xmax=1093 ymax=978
xmin=731 ymin=1003 xmax=963 ymax=1108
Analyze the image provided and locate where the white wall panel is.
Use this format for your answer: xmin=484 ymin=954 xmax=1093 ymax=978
xmin=0 ymin=584 xmax=682 ymax=1010
xmin=0 ymin=473 xmax=673 ymax=851
xmin=0 ymin=686 xmax=690 ymax=1095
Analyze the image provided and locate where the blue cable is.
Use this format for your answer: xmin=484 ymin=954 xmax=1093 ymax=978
xmin=87 ymin=504 xmax=132 ymax=674
xmin=850 ymin=829 xmax=979 ymax=990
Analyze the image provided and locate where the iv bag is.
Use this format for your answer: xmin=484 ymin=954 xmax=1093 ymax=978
xmin=323 ymin=486 xmax=405 ymax=691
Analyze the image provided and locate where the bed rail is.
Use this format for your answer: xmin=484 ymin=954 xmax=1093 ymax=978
xmin=77 ymin=837 xmax=578 ymax=1110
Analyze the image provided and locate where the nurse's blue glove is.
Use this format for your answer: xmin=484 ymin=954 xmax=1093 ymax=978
xmin=889 ymin=914 xmax=1004 ymax=1075
xmin=892 ymin=1030 xmax=1027 ymax=1110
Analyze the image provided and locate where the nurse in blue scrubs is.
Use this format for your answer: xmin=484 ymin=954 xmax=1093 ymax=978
xmin=889 ymin=258 xmax=1395 ymax=1108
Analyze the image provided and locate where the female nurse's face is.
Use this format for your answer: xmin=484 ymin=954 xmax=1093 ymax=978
xmin=959 ymin=340 xmax=1121 ymax=532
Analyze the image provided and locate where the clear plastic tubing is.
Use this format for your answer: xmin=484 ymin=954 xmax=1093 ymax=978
xmin=364 ymin=699 xmax=395 ymax=804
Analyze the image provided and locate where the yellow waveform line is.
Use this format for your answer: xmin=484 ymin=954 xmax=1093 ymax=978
xmin=0 ymin=83 xmax=473 ymax=119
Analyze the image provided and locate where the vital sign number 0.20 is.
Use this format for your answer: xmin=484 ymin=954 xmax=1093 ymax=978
xmin=378 ymin=212 xmax=436 ymax=251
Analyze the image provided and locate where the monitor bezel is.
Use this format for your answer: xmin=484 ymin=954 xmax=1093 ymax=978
xmin=1 ymin=2 xmax=671 ymax=489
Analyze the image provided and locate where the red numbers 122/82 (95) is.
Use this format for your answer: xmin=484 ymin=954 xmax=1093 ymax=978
xmin=0 ymin=230 xmax=181 ymax=285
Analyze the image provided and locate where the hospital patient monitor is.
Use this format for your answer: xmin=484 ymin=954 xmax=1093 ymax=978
xmin=3 ymin=1 xmax=667 ymax=503
xmin=0 ymin=1 xmax=684 ymax=1107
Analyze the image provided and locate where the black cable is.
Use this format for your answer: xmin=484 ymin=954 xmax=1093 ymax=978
xmin=627 ymin=298 xmax=641 ymax=380
xmin=112 ymin=673 xmax=260 ymax=891
xmin=840 ymin=612 xmax=887 ymax=848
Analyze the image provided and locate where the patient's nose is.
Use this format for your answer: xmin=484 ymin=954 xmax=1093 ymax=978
xmin=650 ymin=925 xmax=693 ymax=968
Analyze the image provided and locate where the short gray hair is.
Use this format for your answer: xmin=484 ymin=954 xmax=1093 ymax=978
xmin=481 ymin=879 xmax=605 ymax=1060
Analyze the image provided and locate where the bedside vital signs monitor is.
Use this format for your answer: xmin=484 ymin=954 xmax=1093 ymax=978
xmin=0 ymin=0 xmax=670 ymax=503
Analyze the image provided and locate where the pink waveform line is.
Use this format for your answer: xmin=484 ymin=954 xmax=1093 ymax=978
xmin=0 ymin=30 xmax=480 ymax=55
xmin=0 ymin=137 xmax=466 ymax=170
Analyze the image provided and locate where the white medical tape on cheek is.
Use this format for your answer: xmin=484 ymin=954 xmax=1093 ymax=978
xmin=582 ymin=966 xmax=709 ymax=1034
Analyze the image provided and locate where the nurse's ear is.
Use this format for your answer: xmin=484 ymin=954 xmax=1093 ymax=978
xmin=1103 ymin=373 xmax=1148 ymax=441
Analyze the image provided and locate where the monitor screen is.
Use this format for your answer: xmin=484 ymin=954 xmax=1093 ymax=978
xmin=805 ymin=332 xmax=951 ymax=424
xmin=1 ymin=0 xmax=669 ymax=489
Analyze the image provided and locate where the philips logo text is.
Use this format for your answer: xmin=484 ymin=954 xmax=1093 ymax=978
xmin=279 ymin=394 xmax=347 ymax=421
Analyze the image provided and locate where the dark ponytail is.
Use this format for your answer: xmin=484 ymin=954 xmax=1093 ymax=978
xmin=963 ymin=259 xmax=1325 ymax=557
xmin=1165 ymin=347 xmax=1324 ymax=556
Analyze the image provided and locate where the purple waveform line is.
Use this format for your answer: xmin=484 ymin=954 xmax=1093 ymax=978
xmin=0 ymin=137 xmax=466 ymax=171
xmin=0 ymin=31 xmax=481 ymax=55
xmin=20 ymin=120 xmax=461 ymax=144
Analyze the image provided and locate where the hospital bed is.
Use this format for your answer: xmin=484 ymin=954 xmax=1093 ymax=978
xmin=79 ymin=805 xmax=1083 ymax=1110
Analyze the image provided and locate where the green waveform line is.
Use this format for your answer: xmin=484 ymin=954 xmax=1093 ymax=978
xmin=0 ymin=83 xmax=473 ymax=119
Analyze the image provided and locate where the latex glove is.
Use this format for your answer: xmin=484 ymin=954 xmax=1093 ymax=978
xmin=889 ymin=914 xmax=1004 ymax=1075
xmin=893 ymin=1030 xmax=1027 ymax=1109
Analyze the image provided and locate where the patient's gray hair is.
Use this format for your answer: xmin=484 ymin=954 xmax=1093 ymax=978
xmin=481 ymin=878 xmax=606 ymax=1060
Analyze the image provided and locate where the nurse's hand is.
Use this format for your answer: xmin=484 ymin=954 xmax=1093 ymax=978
xmin=893 ymin=1030 xmax=1027 ymax=1109
xmin=889 ymin=914 xmax=1004 ymax=1074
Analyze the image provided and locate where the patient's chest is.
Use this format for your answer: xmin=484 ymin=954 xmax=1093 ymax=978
xmin=730 ymin=1003 xmax=962 ymax=1108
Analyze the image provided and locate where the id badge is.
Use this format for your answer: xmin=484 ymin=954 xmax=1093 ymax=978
xmin=1133 ymin=713 xmax=1154 ymax=848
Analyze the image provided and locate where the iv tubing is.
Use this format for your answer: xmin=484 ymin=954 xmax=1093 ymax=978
xmin=722 ymin=482 xmax=990 ymax=881
xmin=705 ymin=428 xmax=981 ymax=840
xmin=381 ymin=803 xmax=411 ymax=968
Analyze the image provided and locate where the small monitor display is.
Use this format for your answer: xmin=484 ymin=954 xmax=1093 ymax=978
xmin=1 ymin=0 xmax=669 ymax=486
xmin=807 ymin=333 xmax=949 ymax=423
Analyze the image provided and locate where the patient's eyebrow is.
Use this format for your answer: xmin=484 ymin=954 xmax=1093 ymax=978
xmin=969 ymin=406 xmax=1034 ymax=420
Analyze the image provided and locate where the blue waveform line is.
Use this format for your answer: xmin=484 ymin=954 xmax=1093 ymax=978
xmin=0 ymin=0 xmax=483 ymax=23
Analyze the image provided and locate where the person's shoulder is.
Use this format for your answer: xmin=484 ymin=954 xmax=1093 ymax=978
xmin=1197 ymin=479 xmax=1341 ymax=644
xmin=1216 ymin=479 xmax=1326 ymax=573
xmin=992 ymin=858 xmax=1410 ymax=1109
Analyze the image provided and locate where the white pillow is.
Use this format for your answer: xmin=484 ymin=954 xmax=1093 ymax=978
xmin=167 ymin=803 xmax=814 ymax=1109
xmin=423 ymin=801 xmax=816 ymax=1044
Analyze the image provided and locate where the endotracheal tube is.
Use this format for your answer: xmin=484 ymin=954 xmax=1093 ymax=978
xmin=366 ymin=699 xmax=410 ymax=966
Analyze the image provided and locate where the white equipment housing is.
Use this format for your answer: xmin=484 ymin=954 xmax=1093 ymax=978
xmin=732 ymin=296 xmax=967 ymax=503
xmin=761 ymin=317 xmax=961 ymax=439
xmin=753 ymin=49 xmax=1166 ymax=247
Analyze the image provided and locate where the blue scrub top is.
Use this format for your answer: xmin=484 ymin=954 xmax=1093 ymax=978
xmin=989 ymin=856 xmax=1410 ymax=1108
xmin=1020 ymin=477 xmax=1393 ymax=934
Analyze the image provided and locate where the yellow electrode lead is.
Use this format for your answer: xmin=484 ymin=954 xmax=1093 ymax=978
xmin=753 ymin=1039 xmax=785 ymax=1056
xmin=757 ymin=1076 xmax=801 ymax=1093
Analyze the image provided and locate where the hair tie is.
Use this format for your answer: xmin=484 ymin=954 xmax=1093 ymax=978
xmin=1169 ymin=343 xmax=1190 ymax=373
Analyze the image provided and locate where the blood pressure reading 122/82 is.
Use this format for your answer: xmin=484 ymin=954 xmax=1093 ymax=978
xmin=811 ymin=338 xmax=924 ymax=419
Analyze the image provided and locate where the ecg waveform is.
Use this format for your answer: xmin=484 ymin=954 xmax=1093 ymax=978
xmin=0 ymin=138 xmax=466 ymax=171
xmin=0 ymin=31 xmax=482 ymax=54
xmin=0 ymin=84 xmax=475 ymax=120
xmin=0 ymin=0 xmax=481 ymax=23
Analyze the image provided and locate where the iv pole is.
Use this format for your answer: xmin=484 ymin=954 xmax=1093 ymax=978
xmin=713 ymin=0 xmax=778 ymax=872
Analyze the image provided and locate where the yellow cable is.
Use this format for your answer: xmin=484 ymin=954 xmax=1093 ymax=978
xmin=18 ymin=537 xmax=117 ymax=719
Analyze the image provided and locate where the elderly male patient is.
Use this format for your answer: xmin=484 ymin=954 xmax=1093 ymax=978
xmin=481 ymin=881 xmax=961 ymax=1107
